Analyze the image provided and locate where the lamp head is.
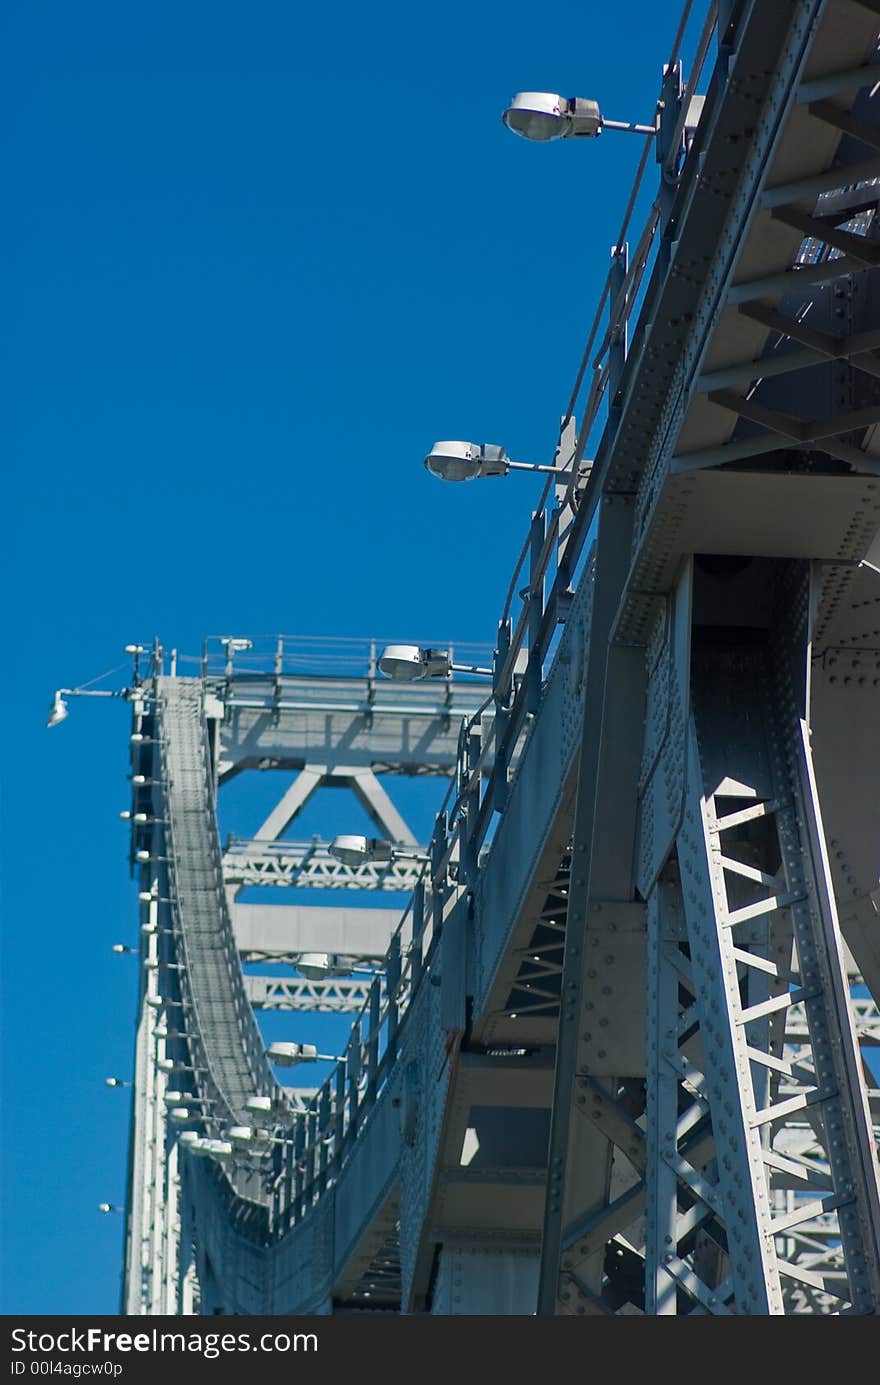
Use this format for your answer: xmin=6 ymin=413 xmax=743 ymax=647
xmin=328 ymin=835 xmax=394 ymax=868
xmin=502 ymin=92 xmax=602 ymax=141
xmin=424 ymin=441 xmax=509 ymax=482
xmin=377 ymin=645 xmax=451 ymax=680
xmin=47 ymin=691 xmax=69 ymax=728
xmin=227 ymin=1126 xmax=257 ymax=1145
xmin=296 ymin=952 xmax=336 ymax=979
xmin=267 ymin=1042 xmax=320 ymax=1067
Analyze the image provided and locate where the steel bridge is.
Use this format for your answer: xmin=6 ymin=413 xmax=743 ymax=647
xmin=103 ymin=0 xmax=880 ymax=1314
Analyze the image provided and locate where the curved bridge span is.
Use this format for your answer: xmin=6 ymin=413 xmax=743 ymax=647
xmin=118 ymin=0 xmax=880 ymax=1315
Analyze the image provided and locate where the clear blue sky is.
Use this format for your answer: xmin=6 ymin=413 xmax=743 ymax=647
xmin=3 ymin=0 xmax=684 ymax=1314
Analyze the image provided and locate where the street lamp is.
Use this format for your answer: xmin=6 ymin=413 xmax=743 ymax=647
xmin=185 ymin=1138 xmax=234 ymax=1161
xmin=377 ymin=645 xmax=493 ymax=681
xmin=295 ymin=952 xmax=352 ymax=980
xmin=244 ymin=1095 xmax=289 ymax=1123
xmin=424 ymin=440 xmax=579 ymax=482
xmin=46 ymin=685 xmax=126 ymax=728
xmin=267 ymin=1042 xmax=343 ymax=1066
xmin=227 ymin=1125 xmax=271 ymax=1149
xmin=328 ymin=834 xmax=429 ymax=868
xmin=105 ymin=1077 xmax=131 ymax=1088
xmin=98 ymin=1203 xmax=122 ymax=1214
xmin=46 ymin=691 xmax=69 ymax=728
xmin=502 ymin=92 xmax=656 ymax=141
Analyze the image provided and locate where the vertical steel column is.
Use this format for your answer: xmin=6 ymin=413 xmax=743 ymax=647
xmin=652 ymin=603 xmax=880 ymax=1314
xmin=526 ymin=511 xmax=547 ymax=715
xmin=492 ymin=619 xmax=512 ymax=813
xmin=644 ymin=885 xmax=684 ymax=1314
xmin=410 ymin=882 xmax=424 ymax=993
xmin=431 ymin=812 xmax=447 ymax=940
xmin=655 ymin=60 xmax=683 ymax=280
xmin=305 ymin=1110 xmax=318 ymax=1210
xmin=538 ymin=491 xmax=639 ymax=1313
xmin=386 ymin=933 xmax=401 ymax=1065
xmin=608 ymin=246 xmax=628 ymax=434
xmin=348 ymin=1020 xmax=362 ymax=1139
xmin=334 ymin=1062 xmax=347 ymax=1166
xmin=293 ymin=1117 xmax=305 ymax=1222
xmin=318 ymin=1086 xmax=331 ymax=1194
xmin=461 ymin=723 xmax=482 ymax=887
xmin=365 ymin=978 xmax=381 ymax=1111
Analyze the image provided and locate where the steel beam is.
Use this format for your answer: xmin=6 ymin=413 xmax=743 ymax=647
xmin=233 ymin=903 xmax=399 ymax=959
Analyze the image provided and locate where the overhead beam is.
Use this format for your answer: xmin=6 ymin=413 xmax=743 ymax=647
xmin=727 ymin=255 xmax=871 ymax=306
xmin=797 ymin=65 xmax=880 ymax=104
xmin=807 ymin=98 xmax=880 ymax=153
xmin=760 ymin=155 xmax=880 ymax=210
xmin=707 ymin=389 xmax=880 ymax=442
xmin=243 ymin=975 xmax=375 ymax=1012
xmin=771 ymin=207 xmax=880 ymax=265
xmin=233 ymin=902 xmax=399 ymax=958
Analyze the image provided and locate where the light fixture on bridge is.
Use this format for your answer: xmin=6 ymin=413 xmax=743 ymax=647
xmin=328 ymin=834 xmax=430 ymax=869
xmin=120 ymin=811 xmax=152 ymax=824
xmin=104 ymin=1077 xmax=131 ymax=1088
xmin=226 ymin=1125 xmax=274 ymax=1149
xmin=502 ymin=92 xmax=656 ymax=141
xmin=45 ymin=683 xmax=126 ymax=729
xmin=124 ymin=645 xmax=146 ymax=655
xmin=244 ymin=1094 xmax=289 ymax=1124
xmin=266 ymin=1042 xmax=343 ymax=1066
xmin=145 ymin=995 xmax=183 ymax=1009
xmin=227 ymin=1125 xmax=255 ymax=1146
xmin=295 ymin=952 xmax=353 ymax=980
xmin=424 ymin=440 xmax=579 ymax=483
xmin=46 ymin=691 xmax=69 ymax=728
xmin=377 ymin=646 xmax=493 ymax=681
xmin=220 ymin=637 xmax=253 ymax=655
xmin=328 ymin=835 xmax=393 ymax=867
xmin=98 ymin=1203 xmax=122 ymax=1214
xmin=157 ymin=1057 xmax=196 ymax=1074
xmin=186 ymin=1138 xmax=234 ymax=1161
xmin=169 ymin=1107 xmax=194 ymax=1123
xmin=112 ymin=943 xmax=135 ymax=955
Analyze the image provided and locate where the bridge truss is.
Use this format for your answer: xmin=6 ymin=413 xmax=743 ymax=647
xmin=107 ymin=0 xmax=880 ymax=1315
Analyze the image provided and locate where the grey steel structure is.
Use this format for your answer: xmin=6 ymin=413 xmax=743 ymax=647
xmin=113 ymin=0 xmax=880 ymax=1314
